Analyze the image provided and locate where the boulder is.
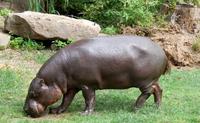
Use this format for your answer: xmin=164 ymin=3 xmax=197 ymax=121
xmin=0 ymin=32 xmax=10 ymax=50
xmin=4 ymin=11 xmax=101 ymax=41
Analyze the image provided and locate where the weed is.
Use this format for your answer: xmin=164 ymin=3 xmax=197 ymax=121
xmin=102 ymin=26 xmax=119 ymax=35
xmin=0 ymin=8 xmax=12 ymax=17
xmin=51 ymin=39 xmax=74 ymax=50
xmin=9 ymin=36 xmax=45 ymax=50
xmin=26 ymin=0 xmax=200 ymax=28
xmin=28 ymin=0 xmax=69 ymax=13
xmin=192 ymin=37 xmax=200 ymax=52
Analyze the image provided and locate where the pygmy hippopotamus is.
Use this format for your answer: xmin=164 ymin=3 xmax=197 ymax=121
xmin=24 ymin=35 xmax=170 ymax=118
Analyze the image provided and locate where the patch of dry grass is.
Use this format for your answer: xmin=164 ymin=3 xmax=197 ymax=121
xmin=192 ymin=37 xmax=200 ymax=52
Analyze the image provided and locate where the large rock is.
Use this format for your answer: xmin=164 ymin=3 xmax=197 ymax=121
xmin=0 ymin=32 xmax=10 ymax=50
xmin=4 ymin=11 xmax=101 ymax=41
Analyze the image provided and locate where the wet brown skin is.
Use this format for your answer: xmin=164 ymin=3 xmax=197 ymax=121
xmin=24 ymin=35 xmax=170 ymax=118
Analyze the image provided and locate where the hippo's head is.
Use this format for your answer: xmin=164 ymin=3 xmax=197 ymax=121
xmin=24 ymin=77 xmax=62 ymax=118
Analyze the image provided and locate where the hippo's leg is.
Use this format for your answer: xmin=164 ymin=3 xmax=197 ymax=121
xmin=152 ymin=83 xmax=162 ymax=107
xmin=133 ymin=86 xmax=153 ymax=111
xmin=49 ymin=89 xmax=79 ymax=114
xmin=81 ymin=85 xmax=95 ymax=115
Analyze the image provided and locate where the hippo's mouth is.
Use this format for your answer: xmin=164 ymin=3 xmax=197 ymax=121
xmin=24 ymin=99 xmax=49 ymax=118
xmin=26 ymin=108 xmax=49 ymax=118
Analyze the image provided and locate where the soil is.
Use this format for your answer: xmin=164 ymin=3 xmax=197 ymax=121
xmin=0 ymin=1 xmax=10 ymax=9
xmin=122 ymin=25 xmax=200 ymax=67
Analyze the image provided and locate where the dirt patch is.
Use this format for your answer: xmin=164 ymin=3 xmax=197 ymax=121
xmin=0 ymin=1 xmax=10 ymax=9
xmin=0 ymin=49 xmax=42 ymax=72
xmin=122 ymin=25 xmax=200 ymax=67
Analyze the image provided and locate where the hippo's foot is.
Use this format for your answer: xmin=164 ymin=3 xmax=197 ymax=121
xmin=81 ymin=85 xmax=96 ymax=115
xmin=80 ymin=110 xmax=94 ymax=115
xmin=49 ymin=107 xmax=65 ymax=114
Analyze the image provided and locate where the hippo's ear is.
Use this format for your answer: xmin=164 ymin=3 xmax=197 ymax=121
xmin=39 ymin=79 xmax=48 ymax=90
xmin=39 ymin=78 xmax=44 ymax=83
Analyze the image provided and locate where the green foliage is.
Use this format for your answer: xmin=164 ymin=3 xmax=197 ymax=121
xmin=154 ymin=15 xmax=168 ymax=27
xmin=26 ymin=0 xmax=200 ymax=28
xmin=192 ymin=37 xmax=200 ymax=52
xmin=10 ymin=37 xmax=45 ymax=50
xmin=83 ymin=0 xmax=161 ymax=27
xmin=0 ymin=8 xmax=12 ymax=17
xmin=28 ymin=0 xmax=42 ymax=12
xmin=102 ymin=26 xmax=119 ymax=35
xmin=51 ymin=39 xmax=74 ymax=50
xmin=28 ymin=0 xmax=69 ymax=13
xmin=27 ymin=0 xmax=160 ymax=27
xmin=178 ymin=0 xmax=200 ymax=6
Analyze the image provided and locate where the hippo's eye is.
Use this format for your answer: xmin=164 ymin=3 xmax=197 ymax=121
xmin=30 ymin=91 xmax=38 ymax=98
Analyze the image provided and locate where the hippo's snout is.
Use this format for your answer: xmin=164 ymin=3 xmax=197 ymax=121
xmin=24 ymin=99 xmax=46 ymax=118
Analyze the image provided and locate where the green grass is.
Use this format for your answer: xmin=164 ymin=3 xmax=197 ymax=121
xmin=0 ymin=50 xmax=200 ymax=123
xmin=20 ymin=50 xmax=55 ymax=64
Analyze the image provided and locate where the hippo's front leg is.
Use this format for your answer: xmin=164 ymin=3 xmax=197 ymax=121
xmin=81 ymin=85 xmax=96 ymax=115
xmin=50 ymin=88 xmax=79 ymax=114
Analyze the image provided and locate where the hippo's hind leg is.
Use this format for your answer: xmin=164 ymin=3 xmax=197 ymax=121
xmin=133 ymin=86 xmax=152 ymax=111
xmin=81 ymin=85 xmax=95 ymax=115
xmin=133 ymin=81 xmax=163 ymax=111
xmin=50 ymin=88 xmax=79 ymax=114
xmin=152 ymin=82 xmax=162 ymax=107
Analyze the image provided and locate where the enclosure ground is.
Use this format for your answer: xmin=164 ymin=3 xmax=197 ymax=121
xmin=0 ymin=49 xmax=200 ymax=123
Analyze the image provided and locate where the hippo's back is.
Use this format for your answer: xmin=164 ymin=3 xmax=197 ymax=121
xmin=69 ymin=36 xmax=164 ymax=54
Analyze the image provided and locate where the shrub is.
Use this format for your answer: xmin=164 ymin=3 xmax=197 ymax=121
xmin=0 ymin=8 xmax=12 ymax=17
xmin=27 ymin=0 xmax=161 ymax=27
xmin=10 ymin=36 xmax=45 ymax=50
xmin=102 ymin=26 xmax=119 ymax=35
xmin=83 ymin=0 xmax=161 ymax=27
xmin=27 ymin=0 xmax=200 ymax=28
xmin=51 ymin=39 xmax=74 ymax=50
xmin=28 ymin=0 xmax=69 ymax=13
xmin=192 ymin=37 xmax=200 ymax=52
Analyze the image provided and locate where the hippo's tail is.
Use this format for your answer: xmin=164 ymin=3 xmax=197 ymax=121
xmin=163 ymin=60 xmax=171 ymax=75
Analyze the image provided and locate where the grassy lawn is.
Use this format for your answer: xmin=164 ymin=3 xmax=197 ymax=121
xmin=0 ymin=50 xmax=200 ymax=123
